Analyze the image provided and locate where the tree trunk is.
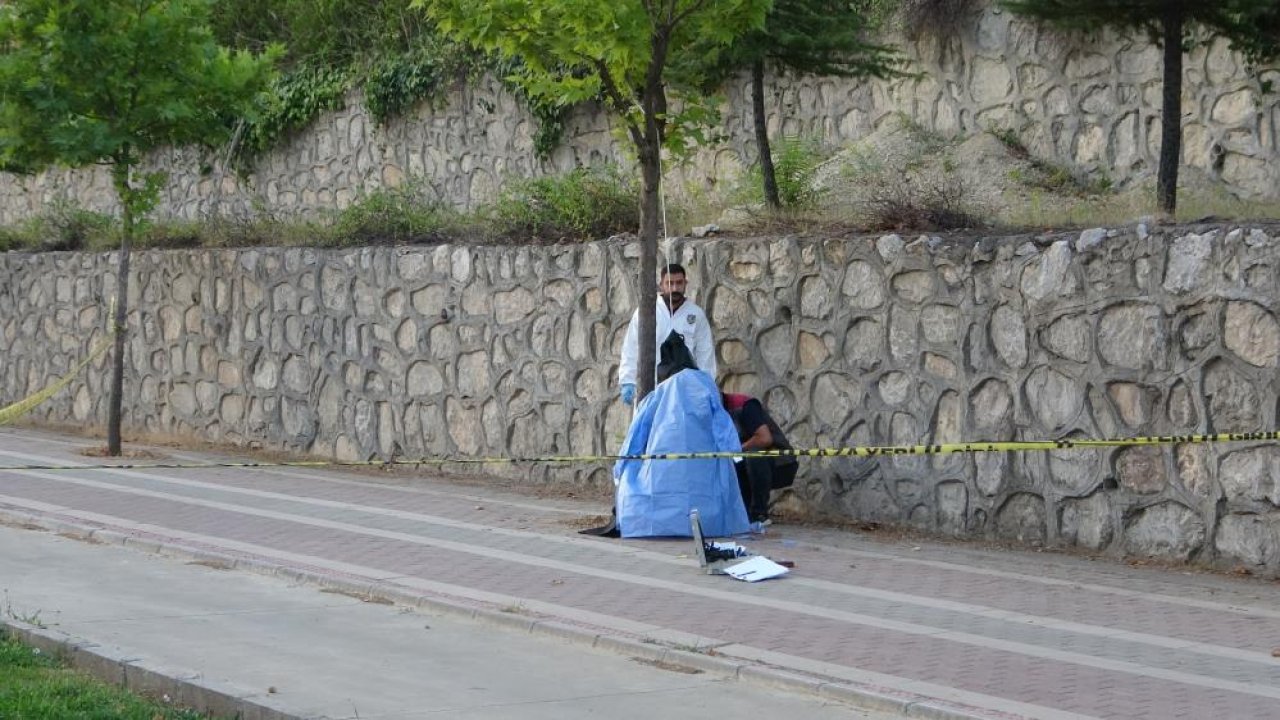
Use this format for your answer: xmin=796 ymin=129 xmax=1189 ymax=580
xmin=635 ymin=87 xmax=664 ymax=404
xmin=753 ymin=60 xmax=780 ymax=209
xmin=107 ymin=163 xmax=134 ymax=456
xmin=632 ymin=24 xmax=674 ymax=405
xmin=1157 ymin=9 xmax=1184 ymax=217
xmin=636 ymin=143 xmax=660 ymax=403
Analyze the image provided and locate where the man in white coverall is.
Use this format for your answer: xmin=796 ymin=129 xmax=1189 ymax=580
xmin=618 ymin=263 xmax=717 ymax=405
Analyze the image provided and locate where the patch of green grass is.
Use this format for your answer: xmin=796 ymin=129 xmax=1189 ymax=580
xmin=0 ymin=631 xmax=213 ymax=719
xmin=0 ymin=167 xmax=641 ymax=251
xmin=152 ymin=216 xmax=336 ymax=249
xmin=1174 ymin=188 xmax=1280 ymax=222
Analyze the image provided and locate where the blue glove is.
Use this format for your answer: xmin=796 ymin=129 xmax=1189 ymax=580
xmin=620 ymin=383 xmax=636 ymax=405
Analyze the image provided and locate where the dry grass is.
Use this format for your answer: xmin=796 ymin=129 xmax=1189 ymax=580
xmin=319 ymin=587 xmax=395 ymax=605
xmin=630 ymin=657 xmax=704 ymax=674
xmin=77 ymin=446 xmax=166 ymax=460
xmin=186 ymin=559 xmax=234 ymax=571
xmin=702 ymin=118 xmax=1280 ymax=236
xmin=1002 ymin=183 xmax=1280 ymax=230
xmin=557 ymin=514 xmax=613 ymax=530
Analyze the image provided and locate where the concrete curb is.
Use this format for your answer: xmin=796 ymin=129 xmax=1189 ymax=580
xmin=0 ymin=620 xmax=296 ymax=720
xmin=0 ymin=508 xmax=1010 ymax=720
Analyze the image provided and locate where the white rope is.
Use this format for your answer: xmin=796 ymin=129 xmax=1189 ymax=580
xmin=659 ymin=148 xmax=671 ymax=252
xmin=660 ymin=148 xmax=675 ymax=288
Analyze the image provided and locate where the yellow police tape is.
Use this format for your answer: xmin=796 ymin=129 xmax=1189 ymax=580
xmin=0 ymin=333 xmax=115 ymax=427
xmin=1 ymin=430 xmax=1279 ymax=472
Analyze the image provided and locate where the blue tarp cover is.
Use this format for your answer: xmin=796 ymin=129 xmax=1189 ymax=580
xmin=613 ymin=370 xmax=750 ymax=538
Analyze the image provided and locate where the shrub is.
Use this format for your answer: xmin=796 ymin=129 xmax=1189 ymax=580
xmin=131 ymin=221 xmax=209 ymax=250
xmin=0 ymin=200 xmax=117 ymax=252
xmin=488 ymin=166 xmax=638 ymax=242
xmin=331 ymin=184 xmax=456 ymax=245
xmin=47 ymin=203 xmax=115 ymax=250
xmin=728 ymin=136 xmax=831 ymax=215
xmin=0 ymin=226 xmax=28 ymax=252
xmin=824 ymin=126 xmax=985 ymax=231
xmin=862 ymin=171 xmax=983 ymax=230
xmin=756 ymin=136 xmax=829 ymax=209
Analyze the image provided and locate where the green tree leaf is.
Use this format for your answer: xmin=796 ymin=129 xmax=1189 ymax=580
xmin=0 ymin=0 xmax=276 ymax=454
xmin=419 ymin=0 xmax=770 ymax=400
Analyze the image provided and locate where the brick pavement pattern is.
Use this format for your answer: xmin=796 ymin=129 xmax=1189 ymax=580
xmin=1 ymin=428 xmax=1278 ymax=720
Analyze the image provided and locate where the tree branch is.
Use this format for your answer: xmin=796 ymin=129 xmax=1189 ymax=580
xmin=671 ymin=0 xmax=713 ymax=29
xmin=595 ymin=60 xmax=643 ymax=146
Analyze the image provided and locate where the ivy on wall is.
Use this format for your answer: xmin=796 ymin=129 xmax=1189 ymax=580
xmin=212 ymin=0 xmax=577 ymax=165
xmin=212 ymin=0 xmax=928 ymax=168
xmin=364 ymin=45 xmax=455 ymax=125
xmin=238 ymin=63 xmax=350 ymax=162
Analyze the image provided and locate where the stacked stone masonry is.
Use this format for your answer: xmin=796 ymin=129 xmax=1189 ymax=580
xmin=1 ymin=4 xmax=1278 ymax=223
xmin=5 ymin=224 xmax=1280 ymax=574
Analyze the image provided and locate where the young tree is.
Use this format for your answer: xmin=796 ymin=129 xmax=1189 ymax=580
xmin=1000 ymin=0 xmax=1280 ymax=216
xmin=699 ymin=0 xmax=903 ymax=208
xmin=421 ymin=0 xmax=770 ymax=403
xmin=0 ymin=0 xmax=276 ymax=455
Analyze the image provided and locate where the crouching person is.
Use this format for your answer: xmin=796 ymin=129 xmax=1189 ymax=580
xmin=722 ymin=392 xmax=798 ymax=526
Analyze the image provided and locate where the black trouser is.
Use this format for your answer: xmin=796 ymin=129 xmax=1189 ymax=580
xmin=735 ymin=456 xmax=774 ymax=522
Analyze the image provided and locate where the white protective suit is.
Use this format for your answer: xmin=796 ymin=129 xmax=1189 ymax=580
xmin=618 ymin=298 xmax=717 ymax=387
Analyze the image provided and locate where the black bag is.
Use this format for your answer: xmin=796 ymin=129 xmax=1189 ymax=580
xmin=656 ymin=330 xmax=698 ymax=383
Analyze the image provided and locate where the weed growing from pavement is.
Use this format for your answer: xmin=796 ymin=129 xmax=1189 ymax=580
xmin=670 ymin=642 xmax=705 ymax=653
xmin=318 ymin=587 xmax=394 ymax=605
xmin=631 ymin=657 xmax=704 ymax=674
xmin=2 ymin=591 xmax=45 ymax=629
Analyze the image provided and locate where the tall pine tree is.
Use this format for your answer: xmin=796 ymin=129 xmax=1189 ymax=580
xmin=697 ymin=0 xmax=904 ymax=208
xmin=1001 ymin=0 xmax=1280 ymax=216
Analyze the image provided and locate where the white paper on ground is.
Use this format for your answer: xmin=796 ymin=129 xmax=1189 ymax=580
xmin=723 ymin=555 xmax=789 ymax=582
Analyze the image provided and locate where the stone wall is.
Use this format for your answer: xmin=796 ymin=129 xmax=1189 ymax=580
xmin=2 ymin=4 xmax=1278 ymax=225
xmin=5 ymin=224 xmax=1280 ymax=573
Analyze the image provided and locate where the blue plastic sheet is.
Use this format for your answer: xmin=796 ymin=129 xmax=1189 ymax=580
xmin=613 ymin=370 xmax=750 ymax=538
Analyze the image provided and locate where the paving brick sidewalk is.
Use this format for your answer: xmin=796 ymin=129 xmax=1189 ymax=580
xmin=1 ymin=427 xmax=1278 ymax=720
